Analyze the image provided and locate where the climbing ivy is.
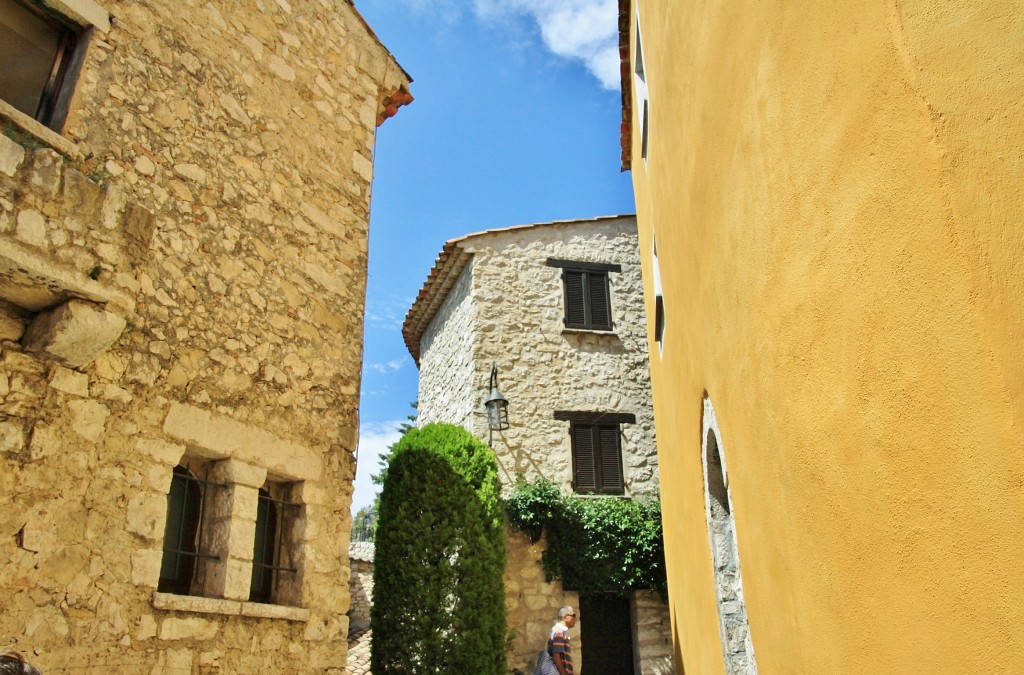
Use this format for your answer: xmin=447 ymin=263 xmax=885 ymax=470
xmin=504 ymin=477 xmax=667 ymax=598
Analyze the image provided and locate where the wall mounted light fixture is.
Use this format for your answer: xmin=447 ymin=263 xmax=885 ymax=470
xmin=484 ymin=362 xmax=509 ymax=444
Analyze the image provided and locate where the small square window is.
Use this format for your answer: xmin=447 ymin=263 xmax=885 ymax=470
xmin=0 ymin=0 xmax=87 ymax=130
xmin=250 ymin=481 xmax=301 ymax=604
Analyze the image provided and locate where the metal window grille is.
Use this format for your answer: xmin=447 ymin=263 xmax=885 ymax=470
xmin=158 ymin=465 xmax=223 ymax=595
xmin=249 ymin=487 xmax=300 ymax=604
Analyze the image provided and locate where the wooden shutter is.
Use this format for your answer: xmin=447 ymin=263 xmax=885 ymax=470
xmin=572 ymin=424 xmax=597 ymax=492
xmin=564 ymin=270 xmax=587 ymax=327
xmin=597 ymin=425 xmax=624 ymax=494
xmin=587 ymin=271 xmax=612 ymax=330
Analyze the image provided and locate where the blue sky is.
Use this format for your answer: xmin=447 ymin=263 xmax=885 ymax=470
xmin=352 ymin=0 xmax=636 ymax=514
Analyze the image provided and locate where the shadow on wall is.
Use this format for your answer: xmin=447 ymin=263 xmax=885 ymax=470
xmin=561 ymin=331 xmax=627 ymax=355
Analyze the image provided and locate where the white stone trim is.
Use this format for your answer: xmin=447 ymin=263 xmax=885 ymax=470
xmin=39 ymin=0 xmax=111 ymax=32
xmin=152 ymin=593 xmax=309 ymax=622
xmin=0 ymin=101 xmax=80 ymax=157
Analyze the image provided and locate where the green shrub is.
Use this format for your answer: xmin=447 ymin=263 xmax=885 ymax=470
xmin=371 ymin=423 xmax=507 ymax=674
xmin=505 ymin=477 xmax=667 ymax=597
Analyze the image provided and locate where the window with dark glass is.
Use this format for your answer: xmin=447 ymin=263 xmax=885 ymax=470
xmin=547 ymin=259 xmax=620 ymax=331
xmin=555 ymin=412 xmax=634 ymax=495
xmin=0 ymin=0 xmax=86 ymax=129
xmin=159 ymin=465 xmax=218 ymax=595
xmin=250 ymin=483 xmax=299 ymax=604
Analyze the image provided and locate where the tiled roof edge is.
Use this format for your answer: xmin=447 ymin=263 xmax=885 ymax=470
xmin=619 ymin=0 xmax=633 ymax=171
xmin=401 ymin=215 xmax=638 ymax=365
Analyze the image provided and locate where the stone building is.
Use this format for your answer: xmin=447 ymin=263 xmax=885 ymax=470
xmin=403 ymin=215 xmax=672 ymax=675
xmin=0 ymin=0 xmax=409 ymax=671
xmin=346 ymin=541 xmax=374 ymax=631
xmin=619 ymin=0 xmax=1024 ymax=673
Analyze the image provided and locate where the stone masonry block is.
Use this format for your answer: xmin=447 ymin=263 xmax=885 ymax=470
xmin=136 ymin=437 xmax=187 ymax=466
xmin=49 ymin=366 xmax=89 ymax=397
xmin=125 ymin=491 xmax=168 ymax=541
xmin=131 ymin=548 xmax=164 ymax=588
xmin=163 ymin=403 xmax=321 ymax=480
xmin=158 ymin=617 xmax=220 ymax=641
xmin=0 ymin=133 xmax=25 ymax=177
xmin=22 ymin=299 xmax=126 ymax=368
xmin=209 ymin=458 xmax=267 ymax=489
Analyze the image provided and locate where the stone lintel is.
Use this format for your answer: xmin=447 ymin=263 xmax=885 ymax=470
xmin=163 ymin=403 xmax=321 ymax=481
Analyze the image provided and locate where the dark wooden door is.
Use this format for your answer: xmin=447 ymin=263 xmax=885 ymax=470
xmin=580 ymin=594 xmax=636 ymax=675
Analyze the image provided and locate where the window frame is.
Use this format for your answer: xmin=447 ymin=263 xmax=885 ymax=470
xmin=547 ymin=258 xmax=621 ymax=332
xmin=652 ymin=235 xmax=665 ymax=355
xmin=634 ymin=11 xmax=650 ymax=166
xmin=0 ymin=0 xmax=94 ymax=131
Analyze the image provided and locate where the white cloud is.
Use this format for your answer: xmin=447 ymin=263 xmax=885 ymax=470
xmin=365 ymin=359 xmax=407 ymax=375
xmin=351 ymin=420 xmax=406 ymax=515
xmin=472 ymin=0 xmax=621 ymax=89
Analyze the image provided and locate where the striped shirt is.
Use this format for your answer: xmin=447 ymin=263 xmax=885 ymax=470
xmin=548 ymin=621 xmax=574 ymax=674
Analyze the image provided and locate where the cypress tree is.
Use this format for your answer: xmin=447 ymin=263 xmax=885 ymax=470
xmin=371 ymin=423 xmax=507 ymax=674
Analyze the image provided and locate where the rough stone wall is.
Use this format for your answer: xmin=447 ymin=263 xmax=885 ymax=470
xmin=415 ymin=217 xmax=669 ymax=673
xmin=346 ymin=543 xmax=374 ymax=631
xmin=0 ymin=0 xmax=409 ymax=672
xmin=634 ymin=590 xmax=674 ymax=674
xmin=417 ymin=260 xmax=476 ymax=430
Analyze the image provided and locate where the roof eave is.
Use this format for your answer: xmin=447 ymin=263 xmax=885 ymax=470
xmin=618 ymin=0 xmax=633 ymax=172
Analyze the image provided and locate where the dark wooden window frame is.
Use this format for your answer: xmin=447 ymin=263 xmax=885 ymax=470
xmin=547 ymin=259 xmax=620 ymax=331
xmin=249 ymin=484 xmax=300 ymax=604
xmin=1 ymin=0 xmax=93 ymax=130
xmin=555 ymin=411 xmax=634 ymax=495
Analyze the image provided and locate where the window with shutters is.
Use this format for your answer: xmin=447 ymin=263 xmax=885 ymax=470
xmin=571 ymin=422 xmax=624 ymax=494
xmin=547 ymin=258 xmax=620 ymax=331
xmin=158 ymin=461 xmax=222 ymax=596
xmin=555 ymin=411 xmax=634 ymax=495
xmin=0 ymin=0 xmax=95 ymax=131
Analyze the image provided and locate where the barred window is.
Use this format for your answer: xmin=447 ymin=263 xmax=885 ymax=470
xmin=250 ymin=482 xmax=300 ymax=604
xmin=159 ymin=464 xmax=221 ymax=595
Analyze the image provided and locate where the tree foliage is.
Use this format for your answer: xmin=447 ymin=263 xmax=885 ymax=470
xmin=505 ymin=477 xmax=667 ymax=598
xmin=351 ymin=505 xmax=376 ymax=543
xmin=371 ymin=423 xmax=507 ymax=674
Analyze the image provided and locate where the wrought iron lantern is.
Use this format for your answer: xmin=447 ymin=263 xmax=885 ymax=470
xmin=483 ymin=362 xmax=509 ymax=443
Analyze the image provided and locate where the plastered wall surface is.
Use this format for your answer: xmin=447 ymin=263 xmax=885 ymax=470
xmin=629 ymin=0 xmax=1024 ymax=673
xmin=413 ymin=217 xmax=671 ymax=673
xmin=0 ymin=0 xmax=409 ymax=671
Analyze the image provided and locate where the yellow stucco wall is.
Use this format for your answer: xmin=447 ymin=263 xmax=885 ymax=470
xmin=629 ymin=1 xmax=1024 ymax=672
